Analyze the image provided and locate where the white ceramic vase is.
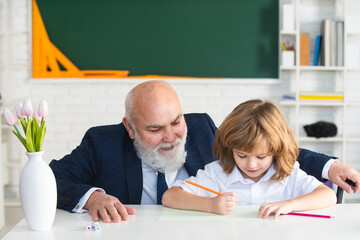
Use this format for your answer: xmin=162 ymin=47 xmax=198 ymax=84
xmin=19 ymin=151 xmax=57 ymax=231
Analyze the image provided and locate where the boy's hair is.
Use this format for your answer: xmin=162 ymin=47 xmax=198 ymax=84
xmin=213 ymin=99 xmax=299 ymax=181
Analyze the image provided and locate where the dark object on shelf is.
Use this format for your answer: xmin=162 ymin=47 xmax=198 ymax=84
xmin=303 ymin=121 xmax=337 ymax=138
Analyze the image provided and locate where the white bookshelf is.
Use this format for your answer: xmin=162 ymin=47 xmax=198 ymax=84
xmin=279 ymin=0 xmax=360 ymax=203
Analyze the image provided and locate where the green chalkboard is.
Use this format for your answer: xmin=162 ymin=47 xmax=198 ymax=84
xmin=36 ymin=0 xmax=279 ymax=79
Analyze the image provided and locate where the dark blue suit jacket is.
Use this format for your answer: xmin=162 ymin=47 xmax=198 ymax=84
xmin=49 ymin=113 xmax=332 ymax=212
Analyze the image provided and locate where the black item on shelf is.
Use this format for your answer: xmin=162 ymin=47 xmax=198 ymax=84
xmin=303 ymin=121 xmax=337 ymax=138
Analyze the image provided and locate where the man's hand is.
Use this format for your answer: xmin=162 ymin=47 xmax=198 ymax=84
xmin=83 ymin=191 xmax=136 ymax=223
xmin=328 ymin=161 xmax=360 ymax=194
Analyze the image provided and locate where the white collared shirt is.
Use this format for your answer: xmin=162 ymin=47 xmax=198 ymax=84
xmin=173 ymin=161 xmax=322 ymax=205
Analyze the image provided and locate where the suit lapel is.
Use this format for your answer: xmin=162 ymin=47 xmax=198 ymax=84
xmin=123 ymin=136 xmax=143 ymax=204
xmin=184 ymin=136 xmax=200 ymax=177
xmin=183 ymin=114 xmax=217 ymax=177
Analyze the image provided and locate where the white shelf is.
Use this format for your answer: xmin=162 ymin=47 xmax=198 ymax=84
xmin=345 ymin=137 xmax=360 ymax=143
xmin=4 ymin=162 xmax=22 ymax=168
xmin=280 ymin=30 xmax=297 ymax=35
xmin=280 ymin=100 xmax=296 ymax=106
xmin=298 ymin=101 xmax=344 ymax=107
xmin=346 ymin=101 xmax=360 ymax=106
xmin=280 ymin=100 xmax=344 ymax=107
xmin=4 ymin=198 xmax=21 ymax=207
xmin=299 ymin=137 xmax=344 ymax=143
xmin=280 ymin=66 xmax=297 ymax=70
xmin=280 ymin=0 xmax=360 ymax=203
xmin=298 ymin=66 xmax=345 ymax=71
xmin=281 ymin=66 xmax=354 ymax=71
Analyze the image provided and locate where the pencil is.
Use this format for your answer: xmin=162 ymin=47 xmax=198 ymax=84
xmin=185 ymin=180 xmax=225 ymax=196
xmin=287 ymin=212 xmax=334 ymax=219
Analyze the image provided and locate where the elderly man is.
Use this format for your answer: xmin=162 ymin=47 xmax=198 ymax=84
xmin=50 ymin=80 xmax=360 ymax=223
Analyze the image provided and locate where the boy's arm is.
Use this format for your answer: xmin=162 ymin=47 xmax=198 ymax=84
xmin=162 ymin=187 xmax=238 ymax=215
xmin=258 ymin=184 xmax=336 ymax=219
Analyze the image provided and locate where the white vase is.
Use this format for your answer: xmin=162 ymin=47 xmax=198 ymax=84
xmin=19 ymin=151 xmax=57 ymax=231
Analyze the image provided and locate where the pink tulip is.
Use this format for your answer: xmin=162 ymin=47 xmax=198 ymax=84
xmin=37 ymin=100 xmax=49 ymax=118
xmin=22 ymin=99 xmax=33 ymax=116
xmin=3 ymin=108 xmax=17 ymax=126
xmin=15 ymin=102 xmax=26 ymax=118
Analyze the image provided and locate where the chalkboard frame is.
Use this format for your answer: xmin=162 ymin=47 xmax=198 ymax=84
xmin=33 ymin=0 xmax=279 ymax=80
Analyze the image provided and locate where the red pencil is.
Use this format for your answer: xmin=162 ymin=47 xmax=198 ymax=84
xmin=287 ymin=212 xmax=334 ymax=219
xmin=185 ymin=180 xmax=225 ymax=196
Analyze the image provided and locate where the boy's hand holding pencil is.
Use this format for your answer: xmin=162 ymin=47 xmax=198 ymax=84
xmin=211 ymin=192 xmax=239 ymax=215
xmin=185 ymin=180 xmax=239 ymax=215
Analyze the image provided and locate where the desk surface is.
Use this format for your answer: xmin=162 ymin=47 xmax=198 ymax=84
xmin=3 ymin=204 xmax=360 ymax=240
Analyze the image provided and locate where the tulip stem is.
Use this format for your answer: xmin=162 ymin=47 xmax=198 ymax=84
xmin=13 ymin=125 xmax=22 ymax=138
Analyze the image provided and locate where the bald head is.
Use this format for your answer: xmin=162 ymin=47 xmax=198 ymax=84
xmin=123 ymin=80 xmax=187 ymax=172
xmin=125 ymin=80 xmax=182 ymax=123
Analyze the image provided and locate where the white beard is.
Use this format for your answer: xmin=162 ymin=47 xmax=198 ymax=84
xmin=133 ymin=128 xmax=187 ymax=173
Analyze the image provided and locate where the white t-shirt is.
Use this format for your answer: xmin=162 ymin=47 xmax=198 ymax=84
xmin=173 ymin=161 xmax=322 ymax=205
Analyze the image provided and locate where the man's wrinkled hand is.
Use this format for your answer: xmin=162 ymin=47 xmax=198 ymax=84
xmin=84 ymin=191 xmax=136 ymax=223
xmin=328 ymin=161 xmax=360 ymax=194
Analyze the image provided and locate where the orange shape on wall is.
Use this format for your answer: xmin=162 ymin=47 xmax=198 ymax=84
xmin=32 ymin=0 xmax=129 ymax=78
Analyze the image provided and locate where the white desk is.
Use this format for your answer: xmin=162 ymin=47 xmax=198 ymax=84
xmin=3 ymin=204 xmax=360 ymax=240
